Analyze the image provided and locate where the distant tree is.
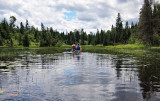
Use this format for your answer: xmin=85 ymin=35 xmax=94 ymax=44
xmin=70 ymin=31 xmax=75 ymax=44
xmin=9 ymin=16 xmax=16 ymax=33
xmin=95 ymin=29 xmax=100 ymax=45
xmin=23 ymin=34 xmax=29 ymax=47
xmin=80 ymin=29 xmax=85 ymax=45
xmin=41 ymin=23 xmax=46 ymax=40
xmin=116 ymin=13 xmax=123 ymax=43
xmin=131 ymin=22 xmax=134 ymax=29
xmin=25 ymin=19 xmax=29 ymax=30
xmin=41 ymin=23 xmax=45 ymax=31
xmin=138 ymin=0 xmax=153 ymax=44
xmin=0 ymin=18 xmax=10 ymax=39
xmin=34 ymin=28 xmax=39 ymax=42
xmin=110 ymin=25 xmax=116 ymax=43
xmin=123 ymin=21 xmax=131 ymax=43
xmin=50 ymin=27 xmax=55 ymax=38
xmin=0 ymin=35 xmax=3 ymax=45
xmin=20 ymin=22 xmax=25 ymax=34
xmin=100 ymin=29 xmax=105 ymax=44
xmin=87 ymin=33 xmax=92 ymax=45
xmin=103 ymin=31 xmax=110 ymax=46
xmin=75 ymin=30 xmax=80 ymax=42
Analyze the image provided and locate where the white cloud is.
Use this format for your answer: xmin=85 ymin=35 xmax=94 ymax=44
xmin=0 ymin=0 xmax=154 ymax=33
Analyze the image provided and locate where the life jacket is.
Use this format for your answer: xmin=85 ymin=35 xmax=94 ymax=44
xmin=73 ymin=46 xmax=76 ymax=49
xmin=77 ymin=46 xmax=80 ymax=50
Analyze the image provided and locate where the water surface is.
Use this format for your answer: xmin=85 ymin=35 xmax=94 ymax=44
xmin=0 ymin=51 xmax=160 ymax=101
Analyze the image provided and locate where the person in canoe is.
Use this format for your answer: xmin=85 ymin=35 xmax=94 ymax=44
xmin=76 ymin=43 xmax=82 ymax=54
xmin=72 ymin=44 xmax=76 ymax=52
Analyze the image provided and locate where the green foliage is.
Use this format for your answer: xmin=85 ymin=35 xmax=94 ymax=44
xmin=23 ymin=34 xmax=30 ymax=47
xmin=56 ymin=40 xmax=64 ymax=47
xmin=153 ymin=32 xmax=160 ymax=45
xmin=1 ymin=1 xmax=160 ymax=48
xmin=138 ymin=0 xmax=153 ymax=44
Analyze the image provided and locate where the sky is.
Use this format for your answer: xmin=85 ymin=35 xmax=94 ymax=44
xmin=0 ymin=0 xmax=159 ymax=33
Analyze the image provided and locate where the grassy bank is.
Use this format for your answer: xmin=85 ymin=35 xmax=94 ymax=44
xmin=82 ymin=44 xmax=160 ymax=68
xmin=0 ymin=45 xmax=71 ymax=61
xmin=81 ymin=44 xmax=159 ymax=57
xmin=81 ymin=44 xmax=146 ymax=56
xmin=1 ymin=44 xmax=160 ymax=60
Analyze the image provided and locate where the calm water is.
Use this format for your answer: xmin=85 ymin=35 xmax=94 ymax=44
xmin=0 ymin=51 xmax=160 ymax=101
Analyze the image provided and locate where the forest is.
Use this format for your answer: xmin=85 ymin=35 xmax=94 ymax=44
xmin=0 ymin=0 xmax=160 ymax=47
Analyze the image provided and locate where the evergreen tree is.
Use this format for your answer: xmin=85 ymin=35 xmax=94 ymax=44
xmin=80 ymin=29 xmax=85 ymax=45
xmin=95 ymin=29 xmax=100 ymax=45
xmin=131 ymin=22 xmax=134 ymax=29
xmin=0 ymin=35 xmax=3 ymax=45
xmin=20 ymin=22 xmax=24 ymax=34
xmin=50 ymin=27 xmax=55 ymax=38
xmin=70 ymin=31 xmax=75 ymax=44
xmin=138 ymin=0 xmax=153 ymax=44
xmin=41 ymin=23 xmax=46 ymax=40
xmin=23 ymin=34 xmax=29 ymax=47
xmin=1 ymin=18 xmax=10 ymax=39
xmin=87 ymin=33 xmax=92 ymax=45
xmin=9 ymin=16 xmax=16 ymax=33
xmin=100 ymin=29 xmax=105 ymax=44
xmin=116 ymin=13 xmax=123 ymax=43
xmin=25 ymin=19 xmax=29 ymax=30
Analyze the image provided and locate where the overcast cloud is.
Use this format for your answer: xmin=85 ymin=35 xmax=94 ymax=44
xmin=0 ymin=0 xmax=159 ymax=33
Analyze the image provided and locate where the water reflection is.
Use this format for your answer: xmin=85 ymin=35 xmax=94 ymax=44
xmin=0 ymin=52 xmax=160 ymax=101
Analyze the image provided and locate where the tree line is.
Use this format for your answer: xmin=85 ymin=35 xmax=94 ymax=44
xmin=0 ymin=0 xmax=160 ymax=47
xmin=0 ymin=14 xmax=138 ymax=47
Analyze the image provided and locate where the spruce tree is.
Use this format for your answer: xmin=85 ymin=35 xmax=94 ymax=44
xmin=20 ymin=22 xmax=24 ymax=34
xmin=23 ymin=34 xmax=29 ymax=47
xmin=75 ymin=30 xmax=80 ymax=42
xmin=25 ymin=19 xmax=29 ymax=30
xmin=116 ymin=13 xmax=123 ymax=43
xmin=138 ymin=0 xmax=153 ymax=44
xmin=95 ymin=29 xmax=100 ymax=44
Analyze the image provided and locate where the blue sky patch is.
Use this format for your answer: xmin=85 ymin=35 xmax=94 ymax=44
xmin=64 ymin=12 xmax=76 ymax=21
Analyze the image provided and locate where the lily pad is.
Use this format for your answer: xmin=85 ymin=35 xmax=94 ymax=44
xmin=13 ymin=90 xmax=21 ymax=92
xmin=7 ymin=65 xmax=15 ymax=68
xmin=3 ymin=71 xmax=12 ymax=74
xmin=56 ymin=69 xmax=62 ymax=71
xmin=33 ymin=70 xmax=46 ymax=73
xmin=0 ymin=90 xmax=4 ymax=94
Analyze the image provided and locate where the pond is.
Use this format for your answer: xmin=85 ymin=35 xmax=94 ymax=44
xmin=0 ymin=50 xmax=160 ymax=101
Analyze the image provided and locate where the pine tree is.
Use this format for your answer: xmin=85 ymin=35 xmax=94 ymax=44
xmin=20 ymin=22 xmax=24 ymax=34
xmin=23 ymin=34 xmax=29 ymax=47
xmin=100 ymin=29 xmax=105 ymax=44
xmin=25 ymin=19 xmax=29 ymax=30
xmin=95 ymin=29 xmax=100 ymax=44
xmin=138 ymin=0 xmax=153 ymax=44
xmin=41 ymin=23 xmax=46 ymax=40
xmin=116 ymin=13 xmax=123 ymax=43
xmin=1 ymin=18 xmax=10 ymax=39
xmin=75 ymin=30 xmax=80 ymax=42
xmin=80 ymin=29 xmax=85 ymax=45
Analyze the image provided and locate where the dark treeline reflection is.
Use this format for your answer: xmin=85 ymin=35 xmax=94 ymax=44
xmin=138 ymin=53 xmax=160 ymax=100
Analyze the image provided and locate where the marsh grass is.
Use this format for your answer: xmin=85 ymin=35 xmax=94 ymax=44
xmin=0 ymin=45 xmax=71 ymax=61
xmin=82 ymin=44 xmax=146 ymax=56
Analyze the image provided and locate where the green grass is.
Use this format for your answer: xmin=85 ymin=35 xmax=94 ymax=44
xmin=105 ymin=44 xmax=145 ymax=50
xmin=1 ymin=44 xmax=160 ymax=60
xmin=81 ymin=44 xmax=148 ymax=56
xmin=0 ymin=45 xmax=71 ymax=61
